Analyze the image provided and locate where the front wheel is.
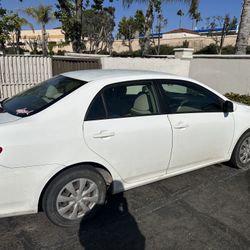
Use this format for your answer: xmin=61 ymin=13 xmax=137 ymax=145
xmin=42 ymin=165 xmax=107 ymax=227
xmin=230 ymin=131 xmax=250 ymax=169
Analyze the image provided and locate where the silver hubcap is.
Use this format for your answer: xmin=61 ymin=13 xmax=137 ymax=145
xmin=239 ymin=137 xmax=250 ymax=164
xmin=56 ymin=178 xmax=99 ymax=220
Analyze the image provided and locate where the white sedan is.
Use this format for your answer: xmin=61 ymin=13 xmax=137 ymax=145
xmin=0 ymin=70 xmax=249 ymax=227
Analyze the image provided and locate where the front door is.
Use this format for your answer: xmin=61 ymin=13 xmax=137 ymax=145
xmin=157 ymin=79 xmax=234 ymax=174
xmin=83 ymin=80 xmax=172 ymax=183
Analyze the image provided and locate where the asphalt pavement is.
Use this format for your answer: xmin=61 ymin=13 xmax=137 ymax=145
xmin=0 ymin=164 xmax=249 ymax=250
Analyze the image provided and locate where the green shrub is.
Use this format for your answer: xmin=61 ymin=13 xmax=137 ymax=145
xmin=112 ymin=44 xmax=175 ymax=57
xmin=131 ymin=49 xmax=143 ymax=57
xmin=5 ymin=47 xmax=27 ymax=55
xmin=30 ymin=50 xmax=43 ymax=55
xmin=195 ymin=44 xmax=218 ymax=54
xmin=225 ymin=92 xmax=250 ymax=106
xmin=182 ymin=40 xmax=189 ymax=48
xmin=246 ymin=46 xmax=250 ymax=54
xmin=221 ymin=45 xmax=235 ymax=54
xmin=155 ymin=44 xmax=175 ymax=55
xmin=196 ymin=44 xmax=250 ymax=55
xmin=112 ymin=49 xmax=144 ymax=57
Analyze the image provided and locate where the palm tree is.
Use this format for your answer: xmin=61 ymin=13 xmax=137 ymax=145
xmin=188 ymin=0 xmax=200 ymax=30
xmin=24 ymin=4 xmax=54 ymax=56
xmin=123 ymin=0 xmax=194 ymax=56
xmin=12 ymin=15 xmax=34 ymax=54
xmin=194 ymin=12 xmax=202 ymax=30
xmin=177 ymin=9 xmax=184 ymax=28
xmin=235 ymin=0 xmax=250 ymax=55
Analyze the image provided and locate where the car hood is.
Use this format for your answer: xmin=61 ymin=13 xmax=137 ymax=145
xmin=0 ymin=112 xmax=21 ymax=124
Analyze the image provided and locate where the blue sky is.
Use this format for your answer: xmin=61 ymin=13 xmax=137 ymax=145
xmin=1 ymin=0 xmax=243 ymax=33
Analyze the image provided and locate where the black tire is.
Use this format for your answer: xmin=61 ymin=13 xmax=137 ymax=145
xmin=230 ymin=130 xmax=250 ymax=169
xmin=42 ymin=165 xmax=107 ymax=227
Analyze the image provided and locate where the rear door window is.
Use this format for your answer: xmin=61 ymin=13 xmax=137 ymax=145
xmin=85 ymin=81 xmax=159 ymax=121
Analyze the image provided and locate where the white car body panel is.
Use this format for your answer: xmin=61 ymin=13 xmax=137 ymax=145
xmin=84 ymin=115 xmax=172 ymax=183
xmin=167 ymin=112 xmax=235 ymax=173
xmin=0 ymin=69 xmax=249 ymax=219
xmin=0 ymin=112 xmax=20 ymax=124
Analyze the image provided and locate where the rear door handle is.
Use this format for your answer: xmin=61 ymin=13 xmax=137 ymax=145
xmin=174 ymin=122 xmax=189 ymax=129
xmin=93 ymin=130 xmax=115 ymax=139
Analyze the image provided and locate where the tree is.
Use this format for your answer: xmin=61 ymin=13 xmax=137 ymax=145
xmin=123 ymin=0 xmax=194 ymax=56
xmin=118 ymin=10 xmax=145 ymax=54
xmin=134 ymin=10 xmax=146 ymax=53
xmin=91 ymin=0 xmax=104 ymax=10
xmin=188 ymin=0 xmax=200 ymax=30
xmin=206 ymin=15 xmax=237 ymax=54
xmin=0 ymin=4 xmax=8 ymax=53
xmin=118 ymin=17 xmax=137 ymax=53
xmin=154 ymin=12 xmax=167 ymax=55
xmin=0 ymin=4 xmax=17 ymax=54
xmin=24 ymin=4 xmax=54 ymax=56
xmin=82 ymin=6 xmax=115 ymax=54
xmin=194 ymin=12 xmax=202 ymax=29
xmin=25 ymin=36 xmax=39 ymax=54
xmin=177 ymin=9 xmax=184 ymax=28
xmin=56 ymin=0 xmax=115 ymax=54
xmin=134 ymin=9 xmax=145 ymax=36
xmin=219 ymin=15 xmax=237 ymax=54
xmin=235 ymin=0 xmax=250 ymax=54
xmin=56 ymin=0 xmax=86 ymax=53
xmin=11 ymin=15 xmax=34 ymax=54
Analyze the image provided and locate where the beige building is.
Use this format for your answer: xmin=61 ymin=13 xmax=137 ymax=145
xmin=19 ymin=28 xmax=245 ymax=54
xmin=20 ymin=28 xmax=72 ymax=53
xmin=113 ymin=28 xmax=240 ymax=53
xmin=21 ymin=28 xmax=64 ymax=42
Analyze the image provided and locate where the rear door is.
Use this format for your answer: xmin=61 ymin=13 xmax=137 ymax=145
xmin=83 ymin=80 xmax=173 ymax=184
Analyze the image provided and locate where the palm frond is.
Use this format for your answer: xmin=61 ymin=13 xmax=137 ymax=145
xmin=24 ymin=4 xmax=54 ymax=25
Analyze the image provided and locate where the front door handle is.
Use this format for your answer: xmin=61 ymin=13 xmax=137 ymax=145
xmin=174 ymin=122 xmax=189 ymax=129
xmin=93 ymin=130 xmax=115 ymax=139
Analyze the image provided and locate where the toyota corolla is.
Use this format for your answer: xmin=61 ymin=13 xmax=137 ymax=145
xmin=0 ymin=70 xmax=249 ymax=227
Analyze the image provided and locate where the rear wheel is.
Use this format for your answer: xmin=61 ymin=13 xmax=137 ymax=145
xmin=42 ymin=165 xmax=107 ymax=227
xmin=230 ymin=131 xmax=250 ymax=169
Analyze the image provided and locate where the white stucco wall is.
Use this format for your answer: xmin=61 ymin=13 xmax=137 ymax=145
xmin=101 ymin=57 xmax=191 ymax=77
xmin=101 ymin=56 xmax=250 ymax=95
xmin=189 ymin=55 xmax=250 ymax=94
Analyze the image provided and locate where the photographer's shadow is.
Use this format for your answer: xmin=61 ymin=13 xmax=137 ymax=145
xmin=78 ymin=183 xmax=145 ymax=250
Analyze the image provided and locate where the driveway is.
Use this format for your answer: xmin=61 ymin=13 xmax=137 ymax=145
xmin=0 ymin=164 xmax=250 ymax=250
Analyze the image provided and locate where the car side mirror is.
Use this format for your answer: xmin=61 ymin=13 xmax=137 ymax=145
xmin=223 ymin=100 xmax=234 ymax=113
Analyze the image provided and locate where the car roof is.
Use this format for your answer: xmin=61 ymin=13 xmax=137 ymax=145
xmin=61 ymin=69 xmax=176 ymax=82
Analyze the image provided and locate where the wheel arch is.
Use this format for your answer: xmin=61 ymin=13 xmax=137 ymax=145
xmin=230 ymin=128 xmax=250 ymax=158
xmin=38 ymin=162 xmax=113 ymax=211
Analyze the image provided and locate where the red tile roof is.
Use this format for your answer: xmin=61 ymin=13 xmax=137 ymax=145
xmin=166 ymin=28 xmax=199 ymax=35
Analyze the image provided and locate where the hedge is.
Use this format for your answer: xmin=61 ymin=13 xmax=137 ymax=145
xmin=225 ymin=93 xmax=250 ymax=106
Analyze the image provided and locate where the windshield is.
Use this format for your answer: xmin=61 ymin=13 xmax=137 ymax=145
xmin=2 ymin=75 xmax=87 ymax=117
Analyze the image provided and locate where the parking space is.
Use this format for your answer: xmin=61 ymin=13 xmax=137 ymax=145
xmin=0 ymin=164 xmax=249 ymax=250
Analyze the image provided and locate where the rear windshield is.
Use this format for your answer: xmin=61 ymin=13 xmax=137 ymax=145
xmin=1 ymin=75 xmax=87 ymax=117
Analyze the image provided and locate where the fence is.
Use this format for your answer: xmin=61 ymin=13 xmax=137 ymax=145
xmin=0 ymin=55 xmax=52 ymax=99
xmin=52 ymin=56 xmax=101 ymax=76
xmin=0 ymin=55 xmax=101 ymax=99
xmin=1 ymin=53 xmax=250 ymax=99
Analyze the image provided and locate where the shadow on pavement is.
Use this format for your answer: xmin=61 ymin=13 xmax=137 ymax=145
xmin=246 ymin=169 xmax=250 ymax=194
xmin=78 ymin=191 xmax=145 ymax=250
